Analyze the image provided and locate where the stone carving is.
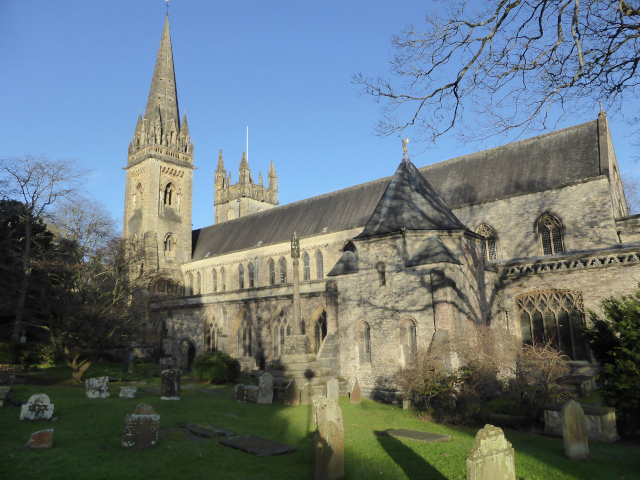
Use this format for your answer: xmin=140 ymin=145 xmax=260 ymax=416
xmin=122 ymin=403 xmax=160 ymax=449
xmin=85 ymin=376 xmax=110 ymax=398
xmin=257 ymin=372 xmax=274 ymax=404
xmin=20 ymin=393 xmax=54 ymax=421
xmin=301 ymin=382 xmax=314 ymax=405
xmin=25 ymin=429 xmax=54 ymax=449
xmin=349 ymin=379 xmax=361 ymax=404
xmin=467 ymin=424 xmax=515 ymax=480
xmin=561 ymin=399 xmax=589 ymax=460
xmin=283 ymin=379 xmax=300 ymax=406
xmin=326 ymin=378 xmax=339 ymax=403
xmin=119 ymin=386 xmax=138 ymax=398
xmin=161 ymin=369 xmax=181 ymax=400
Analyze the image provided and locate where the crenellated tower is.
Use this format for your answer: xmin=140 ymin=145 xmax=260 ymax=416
xmin=123 ymin=15 xmax=194 ymax=280
xmin=214 ymin=152 xmax=278 ymax=224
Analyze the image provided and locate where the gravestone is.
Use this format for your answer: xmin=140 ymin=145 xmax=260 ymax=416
xmin=326 ymin=379 xmax=339 ymax=403
xmin=311 ymin=395 xmax=325 ymax=424
xmin=313 ymin=396 xmax=343 ymax=432
xmin=349 ymin=379 xmax=361 ymax=404
xmin=119 ymin=386 xmax=137 ymax=398
xmin=257 ymin=372 xmax=274 ymax=404
xmin=314 ymin=420 xmax=344 ymax=480
xmin=161 ymin=369 xmax=181 ymax=400
xmin=561 ymin=400 xmax=589 ymax=460
xmin=245 ymin=385 xmax=259 ymax=403
xmin=0 ymin=386 xmax=11 ymax=407
xmin=467 ymin=424 xmax=515 ymax=480
xmin=122 ymin=349 xmax=135 ymax=374
xmin=122 ymin=403 xmax=160 ymax=449
xmin=283 ymin=379 xmax=300 ymax=406
xmin=301 ymin=383 xmax=314 ymax=405
xmin=25 ymin=429 xmax=54 ymax=449
xmin=234 ymin=384 xmax=247 ymax=402
xmin=20 ymin=393 xmax=54 ymax=421
xmin=85 ymin=376 xmax=110 ymax=398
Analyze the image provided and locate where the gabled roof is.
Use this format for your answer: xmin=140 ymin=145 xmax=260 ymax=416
xmin=405 ymin=237 xmax=461 ymax=267
xmin=355 ymin=158 xmax=465 ymax=239
xmin=191 ymin=119 xmax=606 ymax=261
xmin=326 ymin=251 xmax=358 ymax=276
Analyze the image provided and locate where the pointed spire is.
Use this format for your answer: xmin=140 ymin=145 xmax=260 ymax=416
xmin=217 ymin=149 xmax=225 ymax=170
xmin=134 ymin=111 xmax=142 ymax=136
xmin=268 ymin=160 xmax=276 ymax=176
xmin=240 ymin=151 xmax=249 ymax=169
xmin=143 ymin=15 xmax=180 ymax=140
xmin=180 ymin=112 xmax=189 ymax=137
xmin=259 ymin=171 xmax=263 ymax=187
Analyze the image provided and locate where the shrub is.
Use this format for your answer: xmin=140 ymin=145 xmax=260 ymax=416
xmin=192 ymin=351 xmax=240 ymax=384
xmin=585 ymin=289 xmax=640 ymax=437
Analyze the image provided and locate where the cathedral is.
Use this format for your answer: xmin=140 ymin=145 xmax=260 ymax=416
xmin=123 ymin=16 xmax=640 ymax=399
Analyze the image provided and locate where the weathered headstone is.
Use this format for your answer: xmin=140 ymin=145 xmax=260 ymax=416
xmin=313 ymin=396 xmax=344 ymax=432
xmin=283 ymin=379 xmax=300 ymax=406
xmin=257 ymin=372 xmax=274 ymax=404
xmin=349 ymin=379 xmax=361 ymax=404
xmin=234 ymin=384 xmax=247 ymax=402
xmin=161 ymin=369 xmax=181 ymax=400
xmin=85 ymin=376 xmax=110 ymax=398
xmin=122 ymin=349 xmax=135 ymax=374
xmin=301 ymin=382 xmax=314 ymax=405
xmin=20 ymin=393 xmax=54 ymax=421
xmin=122 ymin=403 xmax=160 ymax=449
xmin=119 ymin=386 xmax=138 ymax=398
xmin=561 ymin=400 xmax=589 ymax=460
xmin=314 ymin=420 xmax=344 ymax=480
xmin=311 ymin=394 xmax=325 ymax=424
xmin=326 ymin=378 xmax=339 ymax=403
xmin=25 ymin=429 xmax=53 ymax=449
xmin=0 ymin=386 xmax=11 ymax=407
xmin=467 ymin=424 xmax=515 ymax=480
xmin=246 ymin=385 xmax=259 ymax=403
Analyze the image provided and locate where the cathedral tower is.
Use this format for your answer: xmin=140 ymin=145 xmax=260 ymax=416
xmin=214 ymin=152 xmax=279 ymax=224
xmin=123 ymin=15 xmax=194 ymax=278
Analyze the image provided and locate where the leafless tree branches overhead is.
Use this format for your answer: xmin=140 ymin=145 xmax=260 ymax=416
xmin=355 ymin=0 xmax=640 ymax=144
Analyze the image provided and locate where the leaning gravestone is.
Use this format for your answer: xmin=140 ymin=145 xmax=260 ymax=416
xmin=85 ymin=376 xmax=110 ymax=398
xmin=119 ymin=386 xmax=137 ymax=398
xmin=25 ymin=429 xmax=54 ymax=449
xmin=257 ymin=372 xmax=274 ymax=404
xmin=326 ymin=378 xmax=339 ymax=403
xmin=561 ymin=399 xmax=589 ymax=460
xmin=161 ymin=369 xmax=181 ymax=400
xmin=122 ymin=403 xmax=160 ymax=449
xmin=283 ymin=379 xmax=300 ymax=406
xmin=467 ymin=424 xmax=515 ymax=480
xmin=20 ymin=393 xmax=54 ymax=421
xmin=301 ymin=382 xmax=314 ymax=405
xmin=349 ymin=379 xmax=361 ymax=404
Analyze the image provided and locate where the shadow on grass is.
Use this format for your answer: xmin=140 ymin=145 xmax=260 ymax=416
xmin=375 ymin=431 xmax=447 ymax=480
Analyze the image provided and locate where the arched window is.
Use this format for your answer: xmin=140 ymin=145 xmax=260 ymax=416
xmin=238 ymin=264 xmax=245 ymax=289
xmin=164 ymin=182 xmax=174 ymax=206
xmin=537 ymin=213 xmax=564 ymax=255
xmin=398 ymin=318 xmax=417 ymax=366
xmin=164 ymin=233 xmax=176 ymax=255
xmin=268 ymin=259 xmax=276 ymax=285
xmin=185 ymin=272 xmax=193 ymax=296
xmin=476 ymin=224 xmax=498 ymax=261
xmin=316 ymin=251 xmax=324 ymax=278
xmin=212 ymin=269 xmax=217 ymax=293
xmin=303 ymin=253 xmax=311 ymax=281
xmin=272 ymin=310 xmax=290 ymax=358
xmin=221 ymin=267 xmax=226 ymax=292
xmin=237 ymin=313 xmax=252 ymax=357
xmin=130 ymin=234 xmax=137 ymax=252
xmin=364 ymin=322 xmax=371 ymax=364
xmin=248 ymin=262 xmax=255 ymax=288
xmin=194 ymin=271 xmax=201 ymax=295
xmin=279 ymin=257 xmax=287 ymax=283
xmin=227 ymin=208 xmax=235 ymax=221
xmin=205 ymin=318 xmax=218 ymax=352
xmin=376 ymin=262 xmax=386 ymax=286
xmin=313 ymin=310 xmax=327 ymax=353
xmin=355 ymin=320 xmax=372 ymax=365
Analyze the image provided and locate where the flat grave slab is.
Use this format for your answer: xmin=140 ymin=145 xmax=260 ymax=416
xmin=220 ymin=435 xmax=297 ymax=457
xmin=382 ymin=429 xmax=451 ymax=443
xmin=185 ymin=422 xmax=234 ymax=438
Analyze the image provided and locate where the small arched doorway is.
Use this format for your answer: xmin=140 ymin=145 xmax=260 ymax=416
xmin=313 ymin=310 xmax=327 ymax=353
xmin=178 ymin=339 xmax=196 ymax=371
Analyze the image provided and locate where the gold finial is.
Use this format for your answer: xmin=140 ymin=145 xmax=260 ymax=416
xmin=402 ymin=137 xmax=409 ymax=156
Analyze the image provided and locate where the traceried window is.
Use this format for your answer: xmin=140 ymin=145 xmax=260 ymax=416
xmin=303 ymin=253 xmax=311 ymax=281
xmin=476 ymin=224 xmax=498 ymax=261
xmin=272 ymin=310 xmax=290 ymax=358
xmin=316 ymin=251 xmax=324 ymax=278
xmin=164 ymin=233 xmax=176 ymax=254
xmin=516 ymin=291 xmax=589 ymax=361
xmin=537 ymin=213 xmax=564 ymax=255
xmin=212 ymin=269 xmax=217 ymax=293
xmin=248 ymin=262 xmax=255 ymax=288
xmin=220 ymin=267 xmax=226 ymax=292
xmin=313 ymin=310 xmax=327 ymax=353
xmin=237 ymin=312 xmax=252 ymax=357
xmin=205 ymin=318 xmax=218 ymax=352
xmin=164 ymin=182 xmax=174 ymax=206
xmin=238 ymin=264 xmax=245 ymax=289
xmin=268 ymin=259 xmax=276 ymax=285
xmin=376 ymin=262 xmax=386 ymax=286
xmin=279 ymin=257 xmax=287 ymax=283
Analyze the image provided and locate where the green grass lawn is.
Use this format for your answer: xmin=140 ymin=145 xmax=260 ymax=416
xmin=1 ymin=369 xmax=639 ymax=480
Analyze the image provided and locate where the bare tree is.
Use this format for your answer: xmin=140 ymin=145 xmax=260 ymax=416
xmin=355 ymin=0 xmax=640 ymax=145
xmin=622 ymin=173 xmax=640 ymax=214
xmin=0 ymin=155 xmax=85 ymax=343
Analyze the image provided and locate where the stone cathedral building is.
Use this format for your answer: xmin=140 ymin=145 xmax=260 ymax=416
xmin=124 ymin=16 xmax=640 ymax=399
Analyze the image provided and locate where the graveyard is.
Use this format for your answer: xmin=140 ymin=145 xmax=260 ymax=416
xmin=0 ymin=365 xmax=639 ymax=480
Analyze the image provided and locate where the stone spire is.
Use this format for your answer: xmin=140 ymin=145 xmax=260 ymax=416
xmin=268 ymin=160 xmax=277 ymax=191
xmin=239 ymin=152 xmax=251 ymax=185
xmin=144 ymin=15 xmax=180 ymax=136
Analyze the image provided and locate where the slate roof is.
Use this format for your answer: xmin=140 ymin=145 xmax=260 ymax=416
xmin=191 ymin=119 xmax=604 ymax=261
xmin=405 ymin=237 xmax=461 ymax=267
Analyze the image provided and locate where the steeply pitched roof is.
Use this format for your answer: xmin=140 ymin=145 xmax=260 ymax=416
xmin=191 ymin=119 xmax=604 ymax=261
xmin=355 ymin=158 xmax=465 ymax=239
xmin=405 ymin=237 xmax=461 ymax=267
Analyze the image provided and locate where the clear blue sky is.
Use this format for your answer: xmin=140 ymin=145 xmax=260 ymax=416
xmin=2 ymin=1 xmax=640 ymax=230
